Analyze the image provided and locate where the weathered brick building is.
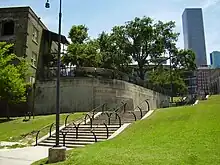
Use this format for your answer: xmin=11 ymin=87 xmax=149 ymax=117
xmin=0 ymin=6 xmax=68 ymax=117
xmin=0 ymin=6 xmax=68 ymax=83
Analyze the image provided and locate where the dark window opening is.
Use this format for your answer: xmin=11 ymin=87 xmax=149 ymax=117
xmin=2 ymin=21 xmax=15 ymax=36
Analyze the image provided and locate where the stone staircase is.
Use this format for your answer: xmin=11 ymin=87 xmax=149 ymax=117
xmin=37 ymin=101 xmax=150 ymax=148
xmin=38 ymin=124 xmax=120 ymax=148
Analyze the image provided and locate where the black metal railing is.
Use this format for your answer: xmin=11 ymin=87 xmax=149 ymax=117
xmin=61 ymin=130 xmax=68 ymax=146
xmin=103 ymin=123 xmax=109 ymax=138
xmin=84 ymin=114 xmax=93 ymax=128
xmin=64 ymin=113 xmax=75 ymax=126
xmin=35 ymin=123 xmax=55 ymax=146
xmin=90 ymin=129 xmax=97 ymax=142
xmin=128 ymin=112 xmax=137 ymax=121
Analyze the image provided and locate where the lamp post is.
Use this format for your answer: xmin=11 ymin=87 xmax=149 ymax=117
xmin=45 ymin=0 xmax=62 ymax=147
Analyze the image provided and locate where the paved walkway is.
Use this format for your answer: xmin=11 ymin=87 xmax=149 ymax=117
xmin=0 ymin=146 xmax=49 ymax=165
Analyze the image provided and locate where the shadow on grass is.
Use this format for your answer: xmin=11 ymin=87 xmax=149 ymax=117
xmin=0 ymin=118 xmax=15 ymax=123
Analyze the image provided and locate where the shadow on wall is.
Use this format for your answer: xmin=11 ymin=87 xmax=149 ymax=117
xmin=33 ymin=78 xmax=170 ymax=115
xmin=0 ymin=100 xmax=28 ymax=117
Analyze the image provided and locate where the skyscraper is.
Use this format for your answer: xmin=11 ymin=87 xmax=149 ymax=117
xmin=210 ymin=51 xmax=220 ymax=68
xmin=182 ymin=8 xmax=207 ymax=67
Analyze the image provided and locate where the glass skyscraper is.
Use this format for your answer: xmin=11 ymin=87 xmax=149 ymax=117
xmin=182 ymin=8 xmax=207 ymax=67
xmin=210 ymin=51 xmax=220 ymax=68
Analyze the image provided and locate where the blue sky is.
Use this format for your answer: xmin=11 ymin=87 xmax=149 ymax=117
xmin=1 ymin=0 xmax=220 ymax=63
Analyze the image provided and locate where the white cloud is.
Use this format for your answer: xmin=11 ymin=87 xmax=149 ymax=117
xmin=202 ymin=0 xmax=220 ymax=9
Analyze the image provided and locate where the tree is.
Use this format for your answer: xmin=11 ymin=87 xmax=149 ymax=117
xmin=97 ymin=29 xmax=132 ymax=73
xmin=68 ymin=25 xmax=88 ymax=44
xmin=0 ymin=42 xmax=28 ymax=119
xmin=149 ymin=49 xmax=196 ymax=96
xmin=62 ymin=25 xmax=101 ymax=67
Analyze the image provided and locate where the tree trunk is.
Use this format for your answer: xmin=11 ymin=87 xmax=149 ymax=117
xmin=6 ymin=101 xmax=10 ymax=121
xmin=138 ymin=67 xmax=145 ymax=80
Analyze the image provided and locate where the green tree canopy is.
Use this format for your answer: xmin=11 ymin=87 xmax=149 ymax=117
xmin=68 ymin=25 xmax=88 ymax=44
xmin=0 ymin=42 xmax=28 ymax=105
xmin=62 ymin=25 xmax=101 ymax=67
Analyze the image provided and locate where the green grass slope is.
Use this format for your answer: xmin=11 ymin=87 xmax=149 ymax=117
xmin=34 ymin=95 xmax=220 ymax=165
xmin=0 ymin=113 xmax=84 ymax=144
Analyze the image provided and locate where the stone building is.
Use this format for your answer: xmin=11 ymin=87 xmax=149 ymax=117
xmin=196 ymin=65 xmax=211 ymax=96
xmin=0 ymin=6 xmax=68 ymax=83
xmin=209 ymin=68 xmax=220 ymax=94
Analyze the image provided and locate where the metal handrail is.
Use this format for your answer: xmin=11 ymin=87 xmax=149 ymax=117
xmin=114 ymin=101 xmax=128 ymax=114
xmin=115 ymin=113 xmax=122 ymax=127
xmin=103 ymin=123 xmax=109 ymax=138
xmin=137 ymin=106 xmax=143 ymax=118
xmin=84 ymin=114 xmax=92 ymax=124
xmin=49 ymin=123 xmax=55 ymax=137
xmin=90 ymin=129 xmax=97 ymax=142
xmin=61 ymin=130 xmax=68 ymax=146
xmin=72 ymin=122 xmax=81 ymax=139
xmin=128 ymin=111 xmax=137 ymax=121
xmin=64 ymin=113 xmax=75 ymax=126
xmin=145 ymin=100 xmax=150 ymax=112
xmin=103 ymin=112 xmax=113 ymax=125
xmin=35 ymin=122 xmax=54 ymax=146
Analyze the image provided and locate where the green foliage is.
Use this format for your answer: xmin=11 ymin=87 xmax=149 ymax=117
xmin=97 ymin=30 xmax=132 ymax=72
xmin=68 ymin=25 xmax=89 ymax=44
xmin=63 ymin=40 xmax=100 ymax=67
xmin=149 ymin=49 xmax=196 ymax=95
xmin=63 ymin=17 xmax=196 ymax=94
xmin=63 ymin=25 xmax=101 ymax=67
xmin=0 ymin=42 xmax=27 ymax=104
xmin=149 ymin=67 xmax=187 ymax=95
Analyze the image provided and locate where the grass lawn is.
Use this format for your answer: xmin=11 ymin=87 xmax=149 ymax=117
xmin=0 ymin=113 xmax=85 ymax=145
xmin=33 ymin=95 xmax=220 ymax=165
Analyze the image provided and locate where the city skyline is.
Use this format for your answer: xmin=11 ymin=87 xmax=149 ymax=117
xmin=182 ymin=8 xmax=207 ymax=67
xmin=0 ymin=0 xmax=220 ymax=64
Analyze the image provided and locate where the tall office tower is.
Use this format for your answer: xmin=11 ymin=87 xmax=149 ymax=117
xmin=210 ymin=51 xmax=220 ymax=69
xmin=182 ymin=8 xmax=207 ymax=67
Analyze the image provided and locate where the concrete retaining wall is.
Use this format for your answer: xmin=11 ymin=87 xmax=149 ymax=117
xmin=34 ymin=78 xmax=169 ymax=115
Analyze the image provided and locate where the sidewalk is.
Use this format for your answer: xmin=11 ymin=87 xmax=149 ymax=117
xmin=0 ymin=146 xmax=49 ymax=165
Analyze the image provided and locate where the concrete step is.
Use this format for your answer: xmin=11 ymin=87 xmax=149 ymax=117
xmin=66 ymin=124 xmax=120 ymax=129
xmin=43 ymin=139 xmax=95 ymax=145
xmin=53 ymin=134 xmax=108 ymax=139
xmin=58 ymin=132 xmax=110 ymax=138
xmin=62 ymin=128 xmax=116 ymax=133
xmin=38 ymin=142 xmax=85 ymax=148
xmin=48 ymin=137 xmax=105 ymax=142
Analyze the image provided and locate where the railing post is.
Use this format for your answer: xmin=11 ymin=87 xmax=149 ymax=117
xmin=107 ymin=113 xmax=111 ymax=125
xmin=129 ymin=112 xmax=137 ymax=121
xmin=49 ymin=123 xmax=54 ymax=137
xmin=84 ymin=114 xmax=91 ymax=125
xmin=35 ymin=130 xmax=40 ymax=146
xmin=137 ymin=106 xmax=143 ymax=118
xmin=145 ymin=100 xmax=150 ymax=112
xmin=90 ymin=118 xmax=93 ymax=128
xmin=103 ymin=123 xmax=109 ymax=138
xmin=61 ymin=131 xmax=68 ymax=147
xmin=102 ymin=103 xmax=105 ymax=112
xmin=123 ymin=103 xmax=127 ymax=113
xmin=115 ymin=113 xmax=121 ymax=127
xmin=91 ymin=130 xmax=97 ymax=142
xmin=65 ymin=115 xmax=70 ymax=126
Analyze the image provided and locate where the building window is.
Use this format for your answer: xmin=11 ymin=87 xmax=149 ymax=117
xmin=32 ymin=26 xmax=39 ymax=43
xmin=31 ymin=52 xmax=37 ymax=68
xmin=2 ymin=21 xmax=15 ymax=36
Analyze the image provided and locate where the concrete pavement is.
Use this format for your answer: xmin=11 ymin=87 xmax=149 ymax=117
xmin=0 ymin=146 xmax=49 ymax=165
